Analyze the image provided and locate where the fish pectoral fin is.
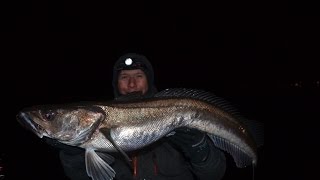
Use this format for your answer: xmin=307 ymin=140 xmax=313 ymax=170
xmin=95 ymin=151 xmax=115 ymax=164
xmin=85 ymin=148 xmax=116 ymax=180
xmin=100 ymin=127 xmax=132 ymax=166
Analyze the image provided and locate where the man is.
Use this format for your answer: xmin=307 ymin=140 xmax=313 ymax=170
xmin=47 ymin=53 xmax=226 ymax=180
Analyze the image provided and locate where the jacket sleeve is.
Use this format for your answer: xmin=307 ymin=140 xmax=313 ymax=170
xmin=190 ymin=139 xmax=226 ymax=180
xmin=43 ymin=137 xmax=90 ymax=180
xmin=59 ymin=150 xmax=91 ymax=180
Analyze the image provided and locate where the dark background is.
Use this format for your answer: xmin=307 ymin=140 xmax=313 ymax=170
xmin=1 ymin=1 xmax=319 ymax=180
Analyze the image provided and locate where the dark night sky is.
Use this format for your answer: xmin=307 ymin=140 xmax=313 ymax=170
xmin=1 ymin=1 xmax=319 ymax=180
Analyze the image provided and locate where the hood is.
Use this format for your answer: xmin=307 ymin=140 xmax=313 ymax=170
xmin=112 ymin=53 xmax=157 ymax=98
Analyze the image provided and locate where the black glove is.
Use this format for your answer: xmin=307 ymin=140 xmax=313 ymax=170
xmin=166 ymin=127 xmax=210 ymax=163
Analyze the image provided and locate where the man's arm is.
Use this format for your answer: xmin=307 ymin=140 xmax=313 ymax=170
xmin=44 ymin=137 xmax=90 ymax=180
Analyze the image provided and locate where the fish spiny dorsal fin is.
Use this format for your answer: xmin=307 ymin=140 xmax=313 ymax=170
xmin=155 ymin=88 xmax=241 ymax=117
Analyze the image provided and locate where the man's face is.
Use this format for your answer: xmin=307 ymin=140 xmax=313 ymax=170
xmin=117 ymin=69 xmax=149 ymax=95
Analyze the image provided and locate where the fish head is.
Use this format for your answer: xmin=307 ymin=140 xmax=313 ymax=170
xmin=16 ymin=104 xmax=106 ymax=145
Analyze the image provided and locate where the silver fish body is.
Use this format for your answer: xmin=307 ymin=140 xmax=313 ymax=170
xmin=17 ymin=88 xmax=263 ymax=180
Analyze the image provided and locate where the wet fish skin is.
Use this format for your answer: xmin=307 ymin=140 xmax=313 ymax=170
xmin=102 ymin=97 xmax=258 ymax=167
xmin=16 ymin=88 xmax=262 ymax=180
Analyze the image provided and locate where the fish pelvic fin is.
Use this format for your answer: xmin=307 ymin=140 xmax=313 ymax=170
xmin=85 ymin=148 xmax=116 ymax=180
xmin=208 ymin=134 xmax=256 ymax=168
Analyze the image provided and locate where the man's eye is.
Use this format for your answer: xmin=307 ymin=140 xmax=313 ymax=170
xmin=119 ymin=76 xmax=128 ymax=80
xmin=41 ymin=110 xmax=56 ymax=121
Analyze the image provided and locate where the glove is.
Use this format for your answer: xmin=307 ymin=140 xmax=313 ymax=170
xmin=166 ymin=127 xmax=210 ymax=163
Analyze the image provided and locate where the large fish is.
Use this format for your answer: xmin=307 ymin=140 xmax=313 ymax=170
xmin=16 ymin=88 xmax=264 ymax=180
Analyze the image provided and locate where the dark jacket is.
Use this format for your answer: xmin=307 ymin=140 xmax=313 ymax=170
xmin=54 ymin=137 xmax=226 ymax=180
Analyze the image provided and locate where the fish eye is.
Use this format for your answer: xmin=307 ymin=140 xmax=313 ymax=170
xmin=41 ymin=110 xmax=56 ymax=121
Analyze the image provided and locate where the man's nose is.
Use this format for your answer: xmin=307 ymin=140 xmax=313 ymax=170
xmin=128 ymin=77 xmax=136 ymax=87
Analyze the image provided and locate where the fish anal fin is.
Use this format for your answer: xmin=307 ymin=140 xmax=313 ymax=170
xmin=208 ymin=134 xmax=255 ymax=168
xmin=85 ymin=148 xmax=116 ymax=180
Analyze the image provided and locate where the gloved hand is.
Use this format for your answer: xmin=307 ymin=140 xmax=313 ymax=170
xmin=166 ymin=127 xmax=210 ymax=163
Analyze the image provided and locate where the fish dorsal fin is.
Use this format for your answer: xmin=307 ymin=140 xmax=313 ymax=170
xmin=155 ymin=88 xmax=240 ymax=116
xmin=85 ymin=148 xmax=116 ymax=180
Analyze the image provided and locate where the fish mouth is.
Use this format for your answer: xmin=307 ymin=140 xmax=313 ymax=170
xmin=17 ymin=112 xmax=46 ymax=138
